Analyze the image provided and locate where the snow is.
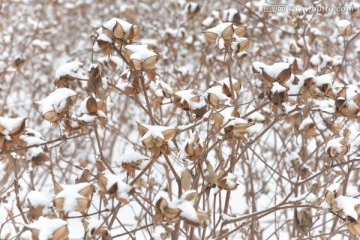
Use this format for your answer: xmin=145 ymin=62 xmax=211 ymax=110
xmin=224 ymin=173 xmax=237 ymax=188
xmin=337 ymin=19 xmax=351 ymax=30
xmin=178 ymin=200 xmax=198 ymax=222
xmin=315 ymin=73 xmax=334 ymax=87
xmin=202 ymin=16 xmax=214 ymax=27
xmin=130 ymin=50 xmax=157 ymax=62
xmin=207 ymin=22 xmax=233 ymax=36
xmin=55 ymin=61 xmax=86 ymax=80
xmin=26 ymin=217 xmax=68 ymax=240
xmin=310 ymin=54 xmax=321 ymax=66
xmin=102 ymin=18 xmax=133 ymax=33
xmin=263 ymin=62 xmax=290 ymax=79
xmin=104 ymin=173 xmax=132 ymax=200
xmin=302 ymin=69 xmax=316 ymax=80
xmin=179 ymin=190 xmax=197 ymax=204
xmin=206 ymin=85 xmax=231 ymax=102
xmin=78 ymin=114 xmax=96 ymax=122
xmin=218 ymin=77 xmax=240 ymax=88
xmin=225 ymin=117 xmax=248 ymax=128
xmin=34 ymin=88 xmax=77 ymax=114
xmin=326 ymin=137 xmax=346 ymax=153
xmin=86 ymin=218 xmax=105 ymax=234
xmin=327 ymin=182 xmax=341 ymax=193
xmin=252 ymin=61 xmax=267 ymax=73
xmin=31 ymin=39 xmax=50 ymax=50
xmin=334 ymin=195 xmax=360 ymax=220
xmin=20 ymin=130 xmax=46 ymax=145
xmin=55 ymin=182 xmax=92 ymax=213
xmin=140 ymin=124 xmax=175 ymax=141
xmin=175 ymin=90 xmax=206 ymax=110
xmin=153 ymin=226 xmax=166 ymax=240
xmin=97 ymin=33 xmax=112 ymax=43
xmin=245 ymin=105 xmax=265 ymax=123
xmin=0 ymin=116 xmax=26 ymax=135
xmin=271 ymin=82 xmax=287 ymax=94
xmin=26 ymin=190 xmax=51 ymax=207
xmin=332 ymin=55 xmax=343 ymax=66
xmin=117 ymin=148 xmax=148 ymax=164
xmin=345 ymin=85 xmax=360 ymax=109
xmin=221 ymin=8 xmax=239 ymax=22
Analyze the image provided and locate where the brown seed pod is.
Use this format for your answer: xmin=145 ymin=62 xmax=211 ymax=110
xmin=86 ymin=96 xmax=98 ymax=114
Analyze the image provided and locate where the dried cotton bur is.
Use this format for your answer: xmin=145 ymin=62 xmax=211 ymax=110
xmin=18 ymin=128 xmax=50 ymax=168
xmin=94 ymin=18 xmax=139 ymax=55
xmin=76 ymin=96 xmax=107 ymax=126
xmin=326 ymin=136 xmax=349 ymax=160
xmin=53 ymin=61 xmax=87 ymax=88
xmin=296 ymin=208 xmax=313 ymax=234
xmin=53 ymin=182 xmax=94 ymax=216
xmin=322 ymin=182 xmax=360 ymax=236
xmin=98 ymin=173 xmax=133 ymax=203
xmin=204 ymin=21 xmax=249 ymax=57
xmin=117 ymin=149 xmax=149 ymax=178
xmin=154 ymin=191 xmax=208 ymax=226
xmin=217 ymin=173 xmax=239 ymax=191
xmin=0 ymin=116 xmax=27 ymax=154
xmin=154 ymin=196 xmax=181 ymax=224
xmin=184 ymin=132 xmax=204 ymax=160
xmin=148 ymin=80 xmax=174 ymax=110
xmin=34 ymin=88 xmax=78 ymax=122
xmin=213 ymin=77 xmax=241 ymax=98
xmin=23 ymin=217 xmax=69 ymax=240
xmin=337 ymin=19 xmax=352 ymax=36
xmin=252 ymin=62 xmax=292 ymax=107
xmin=25 ymin=190 xmax=51 ymax=221
xmin=290 ymin=157 xmax=312 ymax=179
xmin=137 ymin=123 xmax=175 ymax=155
xmin=213 ymin=107 xmax=248 ymax=141
xmin=324 ymin=183 xmax=343 ymax=212
xmin=335 ymin=85 xmax=360 ymax=117
xmin=82 ymin=218 xmax=112 ymax=240
xmin=124 ymin=44 xmax=158 ymax=72
xmin=174 ymin=90 xmax=207 ymax=119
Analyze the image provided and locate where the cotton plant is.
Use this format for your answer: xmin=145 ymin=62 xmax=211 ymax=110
xmin=2 ymin=1 xmax=360 ymax=239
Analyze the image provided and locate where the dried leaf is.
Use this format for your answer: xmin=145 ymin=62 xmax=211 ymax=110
xmin=204 ymin=160 xmax=217 ymax=187
xmin=181 ymin=168 xmax=192 ymax=191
